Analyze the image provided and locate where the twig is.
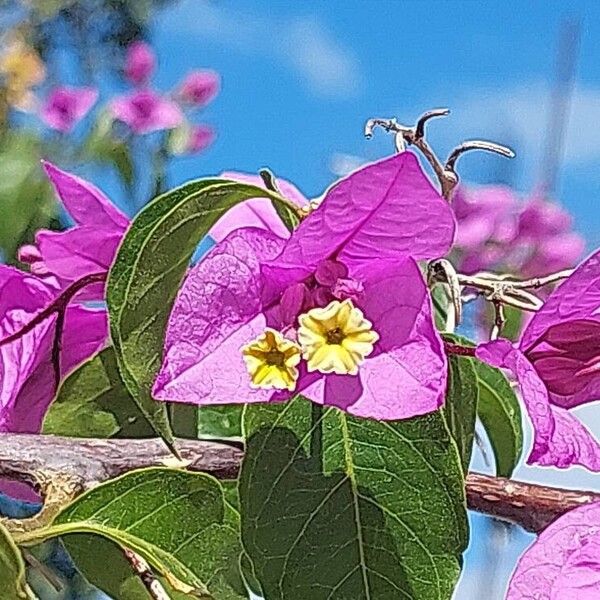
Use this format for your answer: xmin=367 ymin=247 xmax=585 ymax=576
xmin=365 ymin=110 xmax=514 ymax=199
xmin=0 ymin=434 xmax=597 ymax=533
xmin=0 ymin=272 xmax=107 ymax=348
xmin=124 ymin=548 xmax=172 ymax=600
xmin=490 ymin=299 xmax=505 ymax=340
xmin=465 ymin=472 xmax=600 ymax=533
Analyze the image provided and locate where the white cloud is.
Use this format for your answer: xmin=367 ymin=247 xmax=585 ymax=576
xmin=280 ymin=17 xmax=360 ymax=97
xmin=162 ymin=1 xmax=361 ymax=99
xmin=449 ymin=83 xmax=600 ymax=167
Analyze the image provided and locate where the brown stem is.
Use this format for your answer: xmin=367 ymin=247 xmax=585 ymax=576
xmin=0 ymin=272 xmax=107 ymax=348
xmin=444 ymin=340 xmax=477 ymax=357
xmin=123 ymin=549 xmax=173 ymax=600
xmin=0 ymin=434 xmax=596 ymax=533
xmin=465 ymin=472 xmax=600 ymax=533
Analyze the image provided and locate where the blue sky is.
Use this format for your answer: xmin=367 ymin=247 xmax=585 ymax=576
xmin=154 ymin=0 xmax=600 ymax=251
xmin=150 ymin=3 xmax=600 ymax=597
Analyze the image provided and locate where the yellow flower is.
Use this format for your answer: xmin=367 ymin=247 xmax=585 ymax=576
xmin=297 ymin=299 xmax=379 ymax=375
xmin=0 ymin=38 xmax=45 ymax=110
xmin=242 ymin=328 xmax=302 ymax=391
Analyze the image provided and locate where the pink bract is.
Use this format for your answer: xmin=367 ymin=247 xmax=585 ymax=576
xmin=476 ymin=248 xmax=600 ymax=471
xmin=507 ymin=501 xmax=600 ymax=599
xmin=153 ymin=151 xmax=456 ymax=420
xmin=0 ymin=266 xmax=107 ymax=433
xmin=124 ymin=41 xmax=156 ymax=86
xmin=40 ymin=86 xmax=98 ymax=133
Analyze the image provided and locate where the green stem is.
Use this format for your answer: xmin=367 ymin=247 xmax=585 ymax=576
xmin=151 ymin=136 xmax=169 ymax=199
xmin=310 ymin=402 xmax=324 ymax=472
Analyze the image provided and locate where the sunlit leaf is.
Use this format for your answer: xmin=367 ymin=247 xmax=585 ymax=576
xmin=0 ymin=522 xmax=35 ymax=599
xmin=240 ymin=398 xmax=468 ymax=600
xmin=475 ymin=360 xmax=524 ymax=477
xmin=443 ymin=335 xmax=479 ymax=472
xmin=17 ymin=468 xmax=244 ymax=600
xmin=106 ymin=179 xmax=287 ymax=451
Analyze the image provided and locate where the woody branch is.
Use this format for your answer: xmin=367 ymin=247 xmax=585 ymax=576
xmin=0 ymin=433 xmax=596 ymax=534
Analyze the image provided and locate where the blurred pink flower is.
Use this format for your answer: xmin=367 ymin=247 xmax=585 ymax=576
xmin=124 ymin=41 xmax=155 ymax=86
xmin=110 ymin=89 xmax=183 ymax=134
xmin=453 ymin=185 xmax=584 ymax=277
xmin=40 ymin=86 xmax=98 ymax=133
xmin=185 ymin=124 xmax=215 ymax=153
xmin=177 ymin=70 xmax=220 ymax=107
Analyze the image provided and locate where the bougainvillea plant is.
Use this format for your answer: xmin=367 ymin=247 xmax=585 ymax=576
xmin=0 ymin=33 xmax=219 ymax=263
xmin=0 ymin=109 xmax=599 ymax=600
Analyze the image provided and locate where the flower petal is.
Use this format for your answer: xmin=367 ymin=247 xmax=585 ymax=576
xmin=209 ymin=171 xmax=308 ymax=243
xmin=507 ymin=501 xmax=600 ymax=600
xmin=61 ymin=305 xmax=108 ymax=376
xmin=42 ymin=161 xmax=129 ymax=230
xmin=477 ymin=340 xmax=600 ymax=471
xmin=536 ymin=406 xmax=600 ymax=471
xmin=521 ymin=248 xmax=600 ymax=351
xmin=0 ymin=268 xmax=106 ymax=433
xmin=299 ymin=257 xmax=446 ymax=420
xmin=477 ymin=340 xmax=553 ymax=462
xmin=35 ymin=226 xmax=123 ymax=285
xmin=153 ymin=228 xmax=285 ymax=405
xmin=271 ymin=151 xmax=456 ymax=270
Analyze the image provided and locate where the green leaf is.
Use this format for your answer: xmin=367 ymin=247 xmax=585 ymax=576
xmin=63 ymin=534 xmax=150 ymax=600
xmin=443 ymin=335 xmax=479 ymax=472
xmin=18 ymin=468 xmax=245 ymax=600
xmin=240 ymin=398 xmax=468 ymax=600
xmin=106 ymin=179 xmax=288 ymax=452
xmin=474 ymin=360 xmax=524 ymax=477
xmin=0 ymin=522 xmax=35 ymax=599
xmin=43 ymin=348 xmax=155 ymax=438
xmin=63 ymin=534 xmax=193 ymax=600
xmin=198 ymin=406 xmax=243 ymax=439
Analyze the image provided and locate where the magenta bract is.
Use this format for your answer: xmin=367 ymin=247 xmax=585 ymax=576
xmin=40 ymin=86 xmax=98 ymax=133
xmin=153 ymin=152 xmax=456 ymax=420
xmin=476 ymin=248 xmax=600 ymax=471
xmin=507 ymin=501 xmax=600 ymax=599
xmin=0 ymin=266 xmax=106 ymax=433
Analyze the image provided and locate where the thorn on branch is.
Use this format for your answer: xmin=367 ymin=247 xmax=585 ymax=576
xmin=445 ymin=140 xmax=515 ymax=171
xmin=414 ymin=108 xmax=450 ymax=140
xmin=365 ymin=109 xmax=514 ymax=200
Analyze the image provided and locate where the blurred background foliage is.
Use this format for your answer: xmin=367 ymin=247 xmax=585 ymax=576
xmin=0 ymin=0 xmax=211 ymax=265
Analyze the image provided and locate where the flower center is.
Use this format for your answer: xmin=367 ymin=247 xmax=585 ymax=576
xmin=241 ymin=328 xmax=301 ymax=391
xmin=297 ymin=299 xmax=379 ymax=376
xmin=326 ymin=327 xmax=345 ymax=345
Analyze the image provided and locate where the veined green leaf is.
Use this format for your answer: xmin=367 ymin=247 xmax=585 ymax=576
xmin=43 ymin=347 xmax=154 ymax=438
xmin=443 ymin=335 xmax=479 ymax=472
xmin=106 ymin=179 xmax=289 ymax=451
xmin=63 ymin=534 xmax=195 ymax=600
xmin=0 ymin=522 xmax=35 ymax=599
xmin=475 ymin=360 xmax=524 ymax=477
xmin=240 ymin=398 xmax=468 ymax=600
xmin=17 ymin=468 xmax=244 ymax=600
xmin=198 ymin=406 xmax=243 ymax=439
